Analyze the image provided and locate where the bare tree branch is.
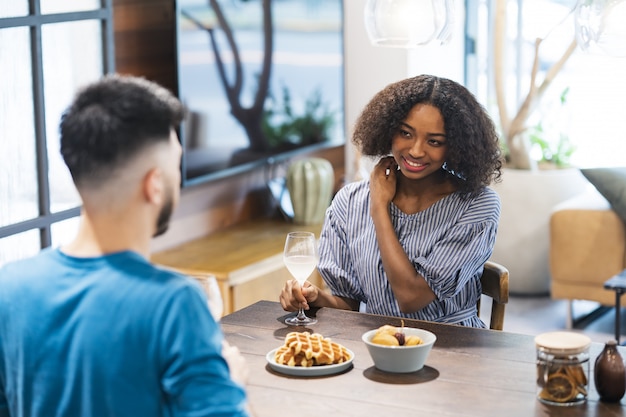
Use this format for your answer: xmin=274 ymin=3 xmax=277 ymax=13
xmin=209 ymin=0 xmax=245 ymax=105
xmin=537 ymin=39 xmax=577 ymax=99
xmin=494 ymin=0 xmax=509 ymax=135
xmin=493 ymin=0 xmax=577 ymax=169
xmin=507 ymin=38 xmax=542 ymax=143
xmin=254 ymin=0 xmax=273 ymax=110
xmin=182 ymin=1 xmax=275 ymax=151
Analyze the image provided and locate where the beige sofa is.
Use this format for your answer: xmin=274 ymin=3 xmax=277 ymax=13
xmin=550 ymin=186 xmax=626 ymax=328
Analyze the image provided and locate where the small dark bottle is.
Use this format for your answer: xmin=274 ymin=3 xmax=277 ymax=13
xmin=594 ymin=340 xmax=626 ymax=402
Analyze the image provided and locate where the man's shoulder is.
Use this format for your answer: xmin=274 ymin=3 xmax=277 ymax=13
xmin=0 ymin=249 xmax=188 ymax=292
xmin=0 ymin=247 xmax=58 ymax=279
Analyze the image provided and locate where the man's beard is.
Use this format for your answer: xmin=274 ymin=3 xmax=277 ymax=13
xmin=153 ymin=190 xmax=174 ymax=238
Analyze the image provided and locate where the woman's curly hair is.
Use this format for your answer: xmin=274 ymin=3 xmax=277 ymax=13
xmin=353 ymin=74 xmax=503 ymax=195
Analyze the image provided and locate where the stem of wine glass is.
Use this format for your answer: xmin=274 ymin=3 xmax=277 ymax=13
xmin=296 ymin=305 xmax=308 ymax=321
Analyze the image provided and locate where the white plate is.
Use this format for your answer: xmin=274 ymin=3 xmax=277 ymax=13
xmin=265 ymin=347 xmax=355 ymax=376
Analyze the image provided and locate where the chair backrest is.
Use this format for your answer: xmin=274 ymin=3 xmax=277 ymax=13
xmin=477 ymin=261 xmax=510 ymax=330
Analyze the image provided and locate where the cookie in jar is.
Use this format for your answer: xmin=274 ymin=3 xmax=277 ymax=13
xmin=535 ymin=331 xmax=591 ymax=406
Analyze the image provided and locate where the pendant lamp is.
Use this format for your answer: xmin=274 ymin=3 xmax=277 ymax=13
xmin=575 ymin=0 xmax=626 ymax=57
xmin=364 ymin=0 xmax=454 ymax=48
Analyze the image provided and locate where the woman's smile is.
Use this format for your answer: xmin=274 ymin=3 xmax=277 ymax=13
xmin=401 ymin=157 xmax=429 ymax=173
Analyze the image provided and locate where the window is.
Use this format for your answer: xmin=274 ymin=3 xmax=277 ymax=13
xmin=470 ymin=0 xmax=626 ymax=169
xmin=0 ymin=1 xmax=114 ymax=266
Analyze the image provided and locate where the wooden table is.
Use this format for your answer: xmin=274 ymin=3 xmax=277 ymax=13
xmin=221 ymin=300 xmax=626 ymax=417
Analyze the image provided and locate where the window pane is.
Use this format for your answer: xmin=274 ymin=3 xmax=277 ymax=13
xmin=42 ymin=20 xmax=103 ymax=213
xmin=0 ymin=1 xmax=28 ymax=18
xmin=40 ymin=0 xmax=100 ymax=14
xmin=566 ymin=54 xmax=626 ymax=168
xmin=51 ymin=216 xmax=80 ymax=248
xmin=473 ymin=0 xmax=626 ymax=170
xmin=511 ymin=1 xmax=626 ymax=169
xmin=0 ymin=27 xmax=38 ymax=228
xmin=0 ymin=230 xmax=40 ymax=267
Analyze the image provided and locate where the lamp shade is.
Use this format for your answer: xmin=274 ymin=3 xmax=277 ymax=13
xmin=364 ymin=0 xmax=454 ymax=48
xmin=575 ymin=0 xmax=626 ymax=57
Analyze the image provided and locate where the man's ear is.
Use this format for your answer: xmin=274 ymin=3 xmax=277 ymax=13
xmin=143 ymin=167 xmax=163 ymax=205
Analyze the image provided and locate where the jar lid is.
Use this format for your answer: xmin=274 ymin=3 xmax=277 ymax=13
xmin=535 ymin=331 xmax=591 ymax=354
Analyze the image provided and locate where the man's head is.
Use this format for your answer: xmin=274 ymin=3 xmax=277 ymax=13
xmin=60 ymin=74 xmax=185 ymax=237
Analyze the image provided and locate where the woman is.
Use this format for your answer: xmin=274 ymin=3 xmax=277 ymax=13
xmin=280 ymin=74 xmax=503 ymax=327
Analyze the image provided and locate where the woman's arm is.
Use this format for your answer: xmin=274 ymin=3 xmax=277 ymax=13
xmin=369 ymin=159 xmax=436 ymax=313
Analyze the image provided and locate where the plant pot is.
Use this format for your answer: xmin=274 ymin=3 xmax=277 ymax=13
xmin=490 ymin=167 xmax=588 ymax=295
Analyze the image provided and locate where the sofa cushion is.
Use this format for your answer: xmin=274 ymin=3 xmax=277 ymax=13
xmin=580 ymin=167 xmax=626 ymax=224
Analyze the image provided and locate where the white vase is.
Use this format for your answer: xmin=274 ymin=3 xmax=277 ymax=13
xmin=287 ymin=158 xmax=334 ymax=225
xmin=490 ymin=168 xmax=589 ymax=295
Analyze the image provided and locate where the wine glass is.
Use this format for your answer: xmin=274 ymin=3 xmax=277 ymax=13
xmin=194 ymin=274 xmax=224 ymax=322
xmin=283 ymin=231 xmax=318 ymax=326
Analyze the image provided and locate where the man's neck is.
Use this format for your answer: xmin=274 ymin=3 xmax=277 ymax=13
xmin=61 ymin=213 xmax=152 ymax=259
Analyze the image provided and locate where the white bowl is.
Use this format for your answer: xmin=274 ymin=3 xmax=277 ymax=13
xmin=362 ymin=327 xmax=437 ymax=373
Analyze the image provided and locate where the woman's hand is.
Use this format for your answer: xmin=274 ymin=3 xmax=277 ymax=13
xmin=279 ymin=279 xmax=319 ymax=312
xmin=369 ymin=156 xmax=397 ymax=214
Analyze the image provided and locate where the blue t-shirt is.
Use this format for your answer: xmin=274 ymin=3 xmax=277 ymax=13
xmin=0 ymin=249 xmax=249 ymax=417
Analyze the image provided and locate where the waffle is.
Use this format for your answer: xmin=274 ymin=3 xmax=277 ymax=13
xmin=275 ymin=331 xmax=351 ymax=367
xmin=275 ymin=344 xmax=314 ymax=367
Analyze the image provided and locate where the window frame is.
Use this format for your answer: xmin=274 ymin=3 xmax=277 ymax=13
xmin=0 ymin=0 xmax=114 ymax=248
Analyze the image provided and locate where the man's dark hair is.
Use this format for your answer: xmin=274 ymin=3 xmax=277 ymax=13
xmin=60 ymin=74 xmax=185 ymax=187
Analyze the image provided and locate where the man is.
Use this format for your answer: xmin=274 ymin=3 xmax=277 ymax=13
xmin=0 ymin=75 xmax=250 ymax=416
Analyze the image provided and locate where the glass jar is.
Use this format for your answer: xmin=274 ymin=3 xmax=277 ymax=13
xmin=535 ymin=331 xmax=591 ymax=406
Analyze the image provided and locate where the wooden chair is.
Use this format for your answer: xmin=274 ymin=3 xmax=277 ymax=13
xmin=477 ymin=261 xmax=510 ymax=331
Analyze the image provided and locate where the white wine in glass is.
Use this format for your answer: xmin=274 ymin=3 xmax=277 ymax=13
xmin=284 ymin=231 xmax=318 ymax=326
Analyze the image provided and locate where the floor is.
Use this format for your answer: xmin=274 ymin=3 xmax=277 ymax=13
xmin=482 ymin=294 xmax=620 ymax=344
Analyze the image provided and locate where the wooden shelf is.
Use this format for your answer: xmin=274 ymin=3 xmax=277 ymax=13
xmin=151 ymin=219 xmax=323 ymax=314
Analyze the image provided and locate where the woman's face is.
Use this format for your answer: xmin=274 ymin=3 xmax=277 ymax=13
xmin=391 ymin=103 xmax=447 ymax=180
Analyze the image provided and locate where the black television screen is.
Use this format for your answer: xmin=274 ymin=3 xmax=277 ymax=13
xmin=175 ymin=0 xmax=344 ymax=186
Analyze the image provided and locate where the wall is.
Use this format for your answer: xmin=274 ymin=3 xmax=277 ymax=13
xmin=115 ymin=0 xmax=465 ymax=252
xmin=113 ymin=0 xmax=177 ymax=94
xmin=343 ymin=0 xmax=410 ymax=181
xmin=151 ymin=145 xmax=345 ymax=252
xmin=112 ymin=0 xmax=344 ymax=251
xmin=343 ymin=0 xmax=466 ymax=181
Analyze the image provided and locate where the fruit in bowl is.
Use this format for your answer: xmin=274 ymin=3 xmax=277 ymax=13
xmin=371 ymin=324 xmax=423 ymax=347
xmin=362 ymin=323 xmax=436 ymax=373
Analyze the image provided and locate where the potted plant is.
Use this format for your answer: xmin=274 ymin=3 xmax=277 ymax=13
xmin=527 ymin=87 xmax=576 ymax=169
xmin=489 ymin=0 xmax=589 ymax=295
xmin=262 ymin=85 xmax=336 ymax=150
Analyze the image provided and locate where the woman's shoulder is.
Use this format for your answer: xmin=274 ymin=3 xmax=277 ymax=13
xmin=474 ymin=186 xmax=501 ymax=204
xmin=459 ymin=187 xmax=501 ymax=221
xmin=339 ymin=178 xmax=369 ymax=192
xmin=326 ymin=180 xmax=370 ymax=223
xmin=453 ymin=186 xmax=499 ymax=204
xmin=333 ymin=179 xmax=370 ymax=201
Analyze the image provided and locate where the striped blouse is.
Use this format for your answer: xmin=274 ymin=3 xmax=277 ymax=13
xmin=317 ymin=180 xmax=501 ymax=328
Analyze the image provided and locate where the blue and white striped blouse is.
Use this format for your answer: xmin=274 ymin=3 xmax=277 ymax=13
xmin=317 ymin=180 xmax=501 ymax=328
